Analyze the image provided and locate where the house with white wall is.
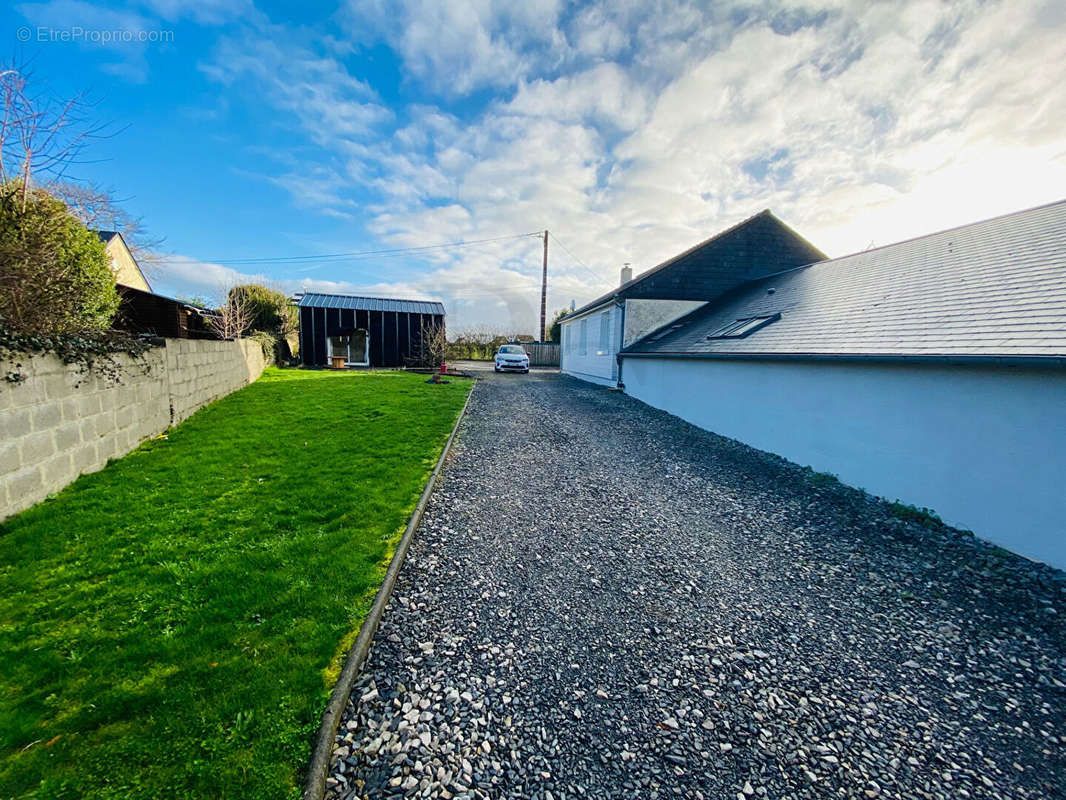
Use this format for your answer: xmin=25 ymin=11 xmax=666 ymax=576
xmin=620 ymin=200 xmax=1066 ymax=569
xmin=559 ymin=210 xmax=826 ymax=386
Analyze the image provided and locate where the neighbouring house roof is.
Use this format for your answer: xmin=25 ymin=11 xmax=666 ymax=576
xmin=624 ymin=199 xmax=1066 ymax=365
xmin=297 ymin=292 xmax=445 ymax=316
xmin=562 ymin=209 xmax=826 ymax=320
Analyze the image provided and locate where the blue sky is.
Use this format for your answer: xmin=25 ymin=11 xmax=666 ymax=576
xmin=4 ymin=0 xmax=1066 ymax=332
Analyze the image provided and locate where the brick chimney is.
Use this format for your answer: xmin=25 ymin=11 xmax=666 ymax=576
xmin=620 ymin=263 xmax=633 ymax=285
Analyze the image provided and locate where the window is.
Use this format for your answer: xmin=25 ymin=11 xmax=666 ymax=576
xmin=597 ymin=312 xmax=611 ymax=355
xmin=706 ymin=313 xmax=781 ymax=340
xmin=579 ymin=318 xmax=588 ymax=355
xmin=328 ymin=329 xmax=369 ymax=364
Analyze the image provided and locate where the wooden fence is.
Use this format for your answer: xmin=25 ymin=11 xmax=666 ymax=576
xmin=509 ymin=341 xmax=560 ymax=366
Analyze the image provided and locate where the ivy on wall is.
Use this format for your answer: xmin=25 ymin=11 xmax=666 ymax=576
xmin=0 ymin=317 xmax=158 ymax=386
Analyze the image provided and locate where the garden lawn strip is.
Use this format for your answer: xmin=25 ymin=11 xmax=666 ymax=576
xmin=0 ymin=368 xmax=471 ymax=800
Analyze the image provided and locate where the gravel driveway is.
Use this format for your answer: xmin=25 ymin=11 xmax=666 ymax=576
xmin=326 ymin=372 xmax=1066 ymax=800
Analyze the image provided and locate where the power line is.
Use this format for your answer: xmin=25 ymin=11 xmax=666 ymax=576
xmin=203 ymin=231 xmax=543 ymax=265
xmin=547 ymin=231 xmax=607 ymax=286
xmin=289 ymin=235 xmax=544 ymax=272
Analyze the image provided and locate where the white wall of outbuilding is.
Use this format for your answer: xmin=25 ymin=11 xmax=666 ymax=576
xmin=560 ymin=299 xmax=707 ymax=387
xmin=621 ymin=355 xmax=1066 ymax=569
xmin=560 ymin=305 xmax=622 ymax=386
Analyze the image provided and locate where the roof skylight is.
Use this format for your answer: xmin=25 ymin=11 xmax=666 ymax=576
xmin=707 ymin=313 xmax=781 ymax=339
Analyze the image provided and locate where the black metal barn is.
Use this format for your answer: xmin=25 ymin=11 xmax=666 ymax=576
xmin=297 ymin=293 xmax=446 ymax=368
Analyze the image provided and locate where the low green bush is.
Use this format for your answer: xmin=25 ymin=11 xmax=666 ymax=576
xmin=886 ymin=500 xmax=944 ymax=530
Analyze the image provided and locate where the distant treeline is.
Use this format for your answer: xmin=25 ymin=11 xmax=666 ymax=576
xmin=446 ymin=330 xmax=532 ymax=361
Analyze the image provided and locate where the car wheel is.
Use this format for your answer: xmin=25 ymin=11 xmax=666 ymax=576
xmin=494 ymin=366 xmax=500 ymax=373
xmin=523 ymin=369 xmax=529 ymax=373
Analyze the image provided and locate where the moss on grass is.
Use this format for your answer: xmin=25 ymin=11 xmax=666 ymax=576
xmin=0 ymin=368 xmax=471 ymax=800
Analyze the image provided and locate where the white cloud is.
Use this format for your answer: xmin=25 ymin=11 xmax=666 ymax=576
xmin=341 ymin=0 xmax=567 ymax=95
xmin=201 ymin=33 xmax=391 ymax=146
xmin=141 ymin=0 xmax=256 ymax=25
xmin=188 ymin=0 xmax=1066 ymax=332
xmin=504 ymin=63 xmax=651 ymax=132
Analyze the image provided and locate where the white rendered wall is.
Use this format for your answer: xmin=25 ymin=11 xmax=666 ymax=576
xmin=622 ymin=357 xmax=1066 ymax=569
xmin=560 ymin=306 xmax=622 ymax=386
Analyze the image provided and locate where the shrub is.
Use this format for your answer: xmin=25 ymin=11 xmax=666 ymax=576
xmin=548 ymin=308 xmax=568 ymax=343
xmin=886 ymin=500 xmax=944 ymax=530
xmin=0 ymin=181 xmax=119 ymax=335
xmin=246 ymin=329 xmax=281 ymax=362
xmin=214 ymin=285 xmax=296 ymax=366
xmin=229 ymin=284 xmax=297 ymax=336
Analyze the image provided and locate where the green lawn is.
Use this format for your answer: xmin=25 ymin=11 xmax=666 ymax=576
xmin=0 ymin=368 xmax=471 ymax=800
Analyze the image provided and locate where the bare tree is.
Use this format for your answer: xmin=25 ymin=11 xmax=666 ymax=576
xmin=205 ymin=283 xmax=253 ymax=341
xmin=415 ymin=318 xmax=447 ymax=368
xmin=0 ymin=62 xmax=116 ymax=207
xmin=48 ymin=180 xmax=166 ymax=275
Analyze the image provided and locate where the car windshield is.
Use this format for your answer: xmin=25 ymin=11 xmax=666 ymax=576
xmin=499 ymin=345 xmax=526 ymax=354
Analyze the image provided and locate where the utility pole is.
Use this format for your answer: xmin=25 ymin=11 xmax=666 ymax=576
xmin=540 ymin=229 xmax=548 ymax=341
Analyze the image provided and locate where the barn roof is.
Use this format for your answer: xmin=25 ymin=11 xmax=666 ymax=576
xmin=563 ymin=209 xmax=826 ymax=320
xmin=297 ymin=293 xmax=445 ymax=315
xmin=623 ymin=199 xmax=1066 ymax=365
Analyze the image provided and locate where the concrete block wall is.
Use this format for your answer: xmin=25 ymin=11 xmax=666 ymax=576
xmin=0 ymin=338 xmax=266 ymax=520
xmin=166 ymin=339 xmax=265 ymax=424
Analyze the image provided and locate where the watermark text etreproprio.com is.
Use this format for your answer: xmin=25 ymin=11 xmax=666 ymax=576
xmin=17 ymin=26 xmax=174 ymax=44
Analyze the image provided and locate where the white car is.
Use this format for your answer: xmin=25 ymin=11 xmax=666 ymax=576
xmin=494 ymin=344 xmax=530 ymax=373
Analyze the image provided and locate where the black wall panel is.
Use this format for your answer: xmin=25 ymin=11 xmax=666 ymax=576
xmin=398 ymin=312 xmax=411 ymax=363
xmin=368 ymin=310 xmax=383 ymax=367
xmin=314 ymin=307 xmax=328 ymax=365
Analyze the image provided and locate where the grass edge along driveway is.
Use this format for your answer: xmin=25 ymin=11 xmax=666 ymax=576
xmin=0 ymin=368 xmax=471 ymax=800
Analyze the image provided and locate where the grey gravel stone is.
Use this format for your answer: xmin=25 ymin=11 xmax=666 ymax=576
xmin=325 ymin=372 xmax=1066 ymax=800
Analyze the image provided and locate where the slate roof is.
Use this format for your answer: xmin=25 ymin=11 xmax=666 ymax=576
xmin=563 ymin=210 xmax=826 ymax=319
xmin=297 ymin=292 xmax=445 ymax=316
xmin=624 ymin=199 xmax=1066 ymax=364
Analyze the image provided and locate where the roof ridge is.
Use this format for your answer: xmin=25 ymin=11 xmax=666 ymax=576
xmin=303 ymin=291 xmax=442 ymax=304
xmin=824 ymin=197 xmax=1066 ymax=264
xmin=564 ymin=208 xmax=821 ymax=319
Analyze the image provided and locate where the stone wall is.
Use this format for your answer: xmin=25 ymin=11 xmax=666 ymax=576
xmin=0 ymin=338 xmax=265 ymax=520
